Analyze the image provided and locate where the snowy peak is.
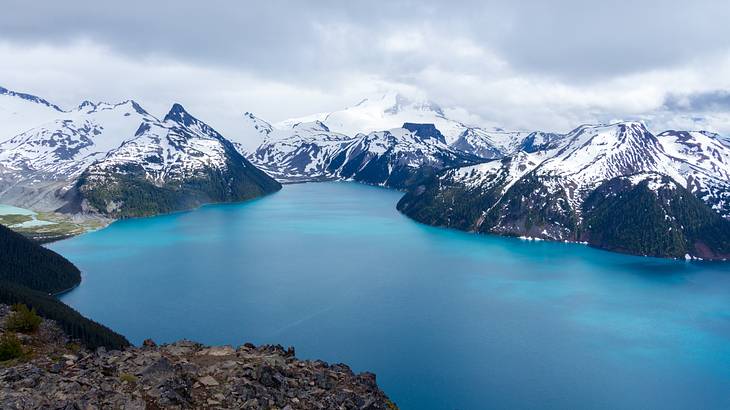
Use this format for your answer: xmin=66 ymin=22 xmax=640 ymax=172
xmin=519 ymin=132 xmax=566 ymax=153
xmin=160 ymin=103 xmax=226 ymax=143
xmin=277 ymin=92 xmax=471 ymax=144
xmin=292 ymin=120 xmax=330 ymax=133
xmin=0 ymin=98 xmax=158 ymax=184
xmin=0 ymin=85 xmax=63 ymax=112
xmin=402 ymin=123 xmax=446 ymax=144
xmin=537 ymin=121 xmax=671 ymax=188
xmin=89 ymin=105 xmax=243 ymax=184
xmin=243 ymin=112 xmax=273 ymax=136
xmin=164 ymin=103 xmax=194 ymax=125
xmin=0 ymin=86 xmax=69 ymax=140
xmin=451 ymin=127 xmax=530 ymax=158
xmin=74 ymin=100 xmax=149 ymax=116
xmin=218 ymin=112 xmax=277 ymax=154
xmin=76 ymin=100 xmax=96 ymax=112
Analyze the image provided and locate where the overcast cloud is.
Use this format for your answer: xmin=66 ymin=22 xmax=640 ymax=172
xmin=1 ymin=0 xmax=730 ymax=135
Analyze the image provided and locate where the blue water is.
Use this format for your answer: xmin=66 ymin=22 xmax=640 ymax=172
xmin=50 ymin=182 xmax=730 ymax=410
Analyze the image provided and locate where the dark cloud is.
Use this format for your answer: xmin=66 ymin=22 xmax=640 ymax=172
xmin=2 ymin=0 xmax=729 ymax=84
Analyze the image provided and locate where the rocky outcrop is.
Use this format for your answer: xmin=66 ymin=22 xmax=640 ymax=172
xmin=0 ymin=306 xmax=397 ymax=409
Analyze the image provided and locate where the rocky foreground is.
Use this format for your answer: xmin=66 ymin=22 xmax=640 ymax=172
xmin=0 ymin=306 xmax=397 ymax=409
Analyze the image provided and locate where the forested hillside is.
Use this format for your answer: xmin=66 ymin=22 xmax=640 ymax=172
xmin=0 ymin=223 xmax=129 ymax=349
xmin=0 ymin=224 xmax=80 ymax=294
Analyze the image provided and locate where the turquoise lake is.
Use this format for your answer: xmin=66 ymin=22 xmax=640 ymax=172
xmin=50 ymin=182 xmax=730 ymax=409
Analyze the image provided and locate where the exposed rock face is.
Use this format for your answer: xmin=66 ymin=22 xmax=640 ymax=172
xmin=0 ymin=306 xmax=396 ymax=409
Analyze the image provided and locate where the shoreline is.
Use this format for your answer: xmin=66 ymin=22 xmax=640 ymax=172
xmin=51 ymin=282 xmax=80 ymax=297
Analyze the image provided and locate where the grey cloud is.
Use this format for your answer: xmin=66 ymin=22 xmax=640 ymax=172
xmin=663 ymin=90 xmax=730 ymax=112
xmin=2 ymin=0 xmax=730 ymax=137
xmin=3 ymin=0 xmax=730 ymax=84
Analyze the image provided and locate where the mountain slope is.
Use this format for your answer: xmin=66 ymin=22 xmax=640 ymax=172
xmin=398 ymin=122 xmax=730 ymax=259
xmin=657 ymin=130 xmax=730 ymax=218
xmin=0 ymin=100 xmax=155 ymax=210
xmin=250 ymin=121 xmax=482 ymax=189
xmin=250 ymin=121 xmax=355 ymax=182
xmin=223 ymin=111 xmax=275 ymax=154
xmin=0 ymin=87 xmax=281 ymax=221
xmin=62 ymin=104 xmax=281 ymax=218
xmin=0 ymin=86 xmax=64 ymax=141
xmin=581 ymin=173 xmax=730 ymax=259
xmin=329 ymin=124 xmax=482 ymax=189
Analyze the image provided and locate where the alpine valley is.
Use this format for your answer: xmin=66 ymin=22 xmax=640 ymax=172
xmin=1 ymin=86 xmax=729 ymax=259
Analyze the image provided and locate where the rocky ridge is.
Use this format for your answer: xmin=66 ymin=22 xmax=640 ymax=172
xmin=0 ymin=305 xmax=396 ymax=409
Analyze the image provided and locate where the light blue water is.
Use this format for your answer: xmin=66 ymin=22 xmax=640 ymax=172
xmin=51 ymin=182 xmax=730 ymax=410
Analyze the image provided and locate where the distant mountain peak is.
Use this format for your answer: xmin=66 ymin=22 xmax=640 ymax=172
xmin=402 ymin=123 xmax=446 ymax=144
xmin=277 ymin=91 xmax=465 ymax=143
xmin=76 ymin=100 xmax=96 ymax=111
xmin=243 ymin=112 xmax=274 ymax=133
xmin=0 ymin=85 xmax=64 ymax=112
xmin=292 ymin=120 xmax=330 ymax=132
xmin=72 ymin=99 xmax=149 ymax=116
xmin=164 ymin=103 xmax=194 ymax=125
xmin=126 ymin=100 xmax=149 ymax=116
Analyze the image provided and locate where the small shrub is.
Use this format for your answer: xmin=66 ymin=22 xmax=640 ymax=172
xmin=6 ymin=303 xmax=42 ymax=333
xmin=66 ymin=342 xmax=81 ymax=354
xmin=120 ymin=373 xmax=138 ymax=384
xmin=0 ymin=332 xmax=23 ymax=361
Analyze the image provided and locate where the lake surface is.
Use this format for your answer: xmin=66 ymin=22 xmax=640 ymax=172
xmin=51 ymin=182 xmax=730 ymax=410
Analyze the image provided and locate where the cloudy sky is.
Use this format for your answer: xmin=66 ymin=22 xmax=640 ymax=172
xmin=2 ymin=0 xmax=730 ymax=135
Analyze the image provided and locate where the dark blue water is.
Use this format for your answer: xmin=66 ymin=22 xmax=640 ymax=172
xmin=51 ymin=182 xmax=730 ymax=410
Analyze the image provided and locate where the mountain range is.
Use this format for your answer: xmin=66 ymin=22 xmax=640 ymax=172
xmin=397 ymin=122 xmax=730 ymax=259
xmin=0 ymin=86 xmax=728 ymax=259
xmin=0 ymin=87 xmax=280 ymax=218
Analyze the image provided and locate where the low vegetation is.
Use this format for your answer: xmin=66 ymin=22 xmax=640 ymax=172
xmin=0 ymin=281 xmax=129 ymax=350
xmin=6 ymin=303 xmax=42 ymax=333
xmin=0 ymin=332 xmax=23 ymax=361
xmin=119 ymin=373 xmax=138 ymax=384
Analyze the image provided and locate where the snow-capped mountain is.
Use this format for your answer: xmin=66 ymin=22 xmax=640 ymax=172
xmin=224 ymin=112 xmax=275 ymax=154
xmin=250 ymin=122 xmax=481 ymax=188
xmin=256 ymin=93 xmax=515 ymax=186
xmin=449 ymin=128 xmax=565 ymax=158
xmin=657 ymin=130 xmax=730 ymax=217
xmin=0 ymin=87 xmax=280 ymax=217
xmin=266 ymin=93 xmax=558 ymax=180
xmin=63 ymin=104 xmax=281 ymax=218
xmin=2 ymin=84 xmax=729 ymax=258
xmin=0 ymin=86 xmax=65 ymax=142
xmin=251 ymin=121 xmax=355 ymax=182
xmin=398 ymin=121 xmax=730 ymax=259
xmin=328 ymin=123 xmax=481 ymax=189
xmin=0 ymin=99 xmax=156 ymax=210
xmin=0 ymin=100 xmax=154 ymax=180
xmin=277 ymin=92 xmax=474 ymax=145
